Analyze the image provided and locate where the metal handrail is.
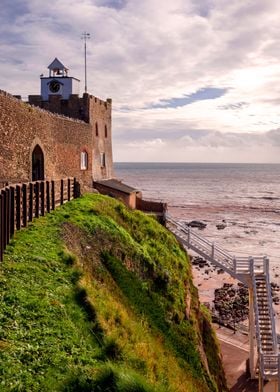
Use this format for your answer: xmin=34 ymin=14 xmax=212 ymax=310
xmin=265 ymin=257 xmax=278 ymax=350
xmin=166 ymin=213 xmax=280 ymax=385
xmin=251 ymin=259 xmax=262 ymax=355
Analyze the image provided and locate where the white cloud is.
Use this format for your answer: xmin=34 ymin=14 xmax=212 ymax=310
xmin=1 ymin=0 xmax=280 ymax=161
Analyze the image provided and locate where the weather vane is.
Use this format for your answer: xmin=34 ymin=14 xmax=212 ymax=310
xmin=81 ymin=32 xmax=91 ymax=93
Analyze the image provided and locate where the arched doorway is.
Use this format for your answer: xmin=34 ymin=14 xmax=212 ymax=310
xmin=32 ymin=145 xmax=44 ymax=181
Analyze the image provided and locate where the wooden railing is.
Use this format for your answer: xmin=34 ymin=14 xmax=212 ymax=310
xmin=0 ymin=178 xmax=80 ymax=262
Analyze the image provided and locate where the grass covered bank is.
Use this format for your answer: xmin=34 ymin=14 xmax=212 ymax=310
xmin=0 ymin=194 xmax=227 ymax=391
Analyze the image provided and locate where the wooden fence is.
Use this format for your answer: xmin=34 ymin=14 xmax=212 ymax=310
xmin=0 ymin=178 xmax=80 ymax=262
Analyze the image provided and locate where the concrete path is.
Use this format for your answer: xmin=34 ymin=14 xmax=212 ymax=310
xmin=214 ymin=325 xmax=277 ymax=391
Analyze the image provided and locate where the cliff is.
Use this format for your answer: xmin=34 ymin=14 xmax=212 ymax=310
xmin=0 ymin=194 xmax=227 ymax=391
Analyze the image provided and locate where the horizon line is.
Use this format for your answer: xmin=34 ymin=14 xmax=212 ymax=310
xmin=114 ymin=161 xmax=280 ymax=165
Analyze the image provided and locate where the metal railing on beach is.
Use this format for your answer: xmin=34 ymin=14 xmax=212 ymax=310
xmin=166 ymin=213 xmax=280 ymax=390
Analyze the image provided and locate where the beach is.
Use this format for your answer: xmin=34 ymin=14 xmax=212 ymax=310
xmin=115 ymin=162 xmax=280 ymax=327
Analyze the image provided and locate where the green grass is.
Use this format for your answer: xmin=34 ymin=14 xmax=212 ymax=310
xmin=0 ymin=194 xmax=227 ymax=391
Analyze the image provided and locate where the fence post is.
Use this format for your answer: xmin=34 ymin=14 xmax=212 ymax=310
xmin=51 ymin=180 xmax=55 ymax=210
xmin=22 ymin=184 xmax=27 ymax=227
xmin=35 ymin=182 xmax=39 ymax=218
xmin=29 ymin=183 xmax=33 ymax=222
xmin=67 ymin=178 xmax=71 ymax=201
xmin=73 ymin=178 xmax=80 ymax=198
xmin=46 ymin=181 xmax=50 ymax=213
xmin=5 ymin=188 xmax=10 ymax=245
xmin=40 ymin=181 xmax=45 ymax=216
xmin=211 ymin=243 xmax=215 ymax=260
xmin=60 ymin=179 xmax=64 ymax=205
xmin=2 ymin=190 xmax=7 ymax=248
xmin=10 ymin=186 xmax=15 ymax=237
xmin=0 ymin=194 xmax=3 ymax=262
xmin=16 ymin=185 xmax=21 ymax=230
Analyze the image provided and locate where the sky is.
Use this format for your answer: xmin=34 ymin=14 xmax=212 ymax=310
xmin=1 ymin=0 xmax=280 ymax=163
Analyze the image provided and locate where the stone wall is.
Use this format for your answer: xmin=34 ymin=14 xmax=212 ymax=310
xmin=0 ymin=89 xmax=113 ymax=188
xmin=28 ymin=92 xmax=113 ymax=181
xmin=89 ymin=96 xmax=113 ymax=180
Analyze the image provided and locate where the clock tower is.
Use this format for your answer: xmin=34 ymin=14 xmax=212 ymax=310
xmin=40 ymin=58 xmax=80 ymax=100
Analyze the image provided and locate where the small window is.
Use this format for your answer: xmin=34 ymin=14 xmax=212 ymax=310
xmin=95 ymin=122 xmax=99 ymax=137
xmin=100 ymin=152 xmax=106 ymax=168
xmin=105 ymin=125 xmax=108 ymax=138
xmin=81 ymin=151 xmax=88 ymax=170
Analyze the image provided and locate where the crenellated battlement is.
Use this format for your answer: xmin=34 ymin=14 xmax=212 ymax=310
xmin=28 ymin=93 xmax=112 ymax=124
xmin=0 ymin=58 xmax=114 ymax=188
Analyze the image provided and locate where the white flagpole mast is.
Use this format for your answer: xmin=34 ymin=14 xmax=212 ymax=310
xmin=81 ymin=32 xmax=90 ymax=93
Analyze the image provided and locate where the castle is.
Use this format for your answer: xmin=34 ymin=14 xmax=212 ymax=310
xmin=0 ymin=58 xmax=113 ymax=189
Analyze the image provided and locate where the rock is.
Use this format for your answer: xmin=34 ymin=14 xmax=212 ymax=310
xmin=217 ymin=268 xmax=225 ymax=274
xmin=212 ymin=283 xmax=249 ymax=328
xmin=216 ymin=223 xmax=226 ymax=230
xmin=192 ymin=256 xmax=206 ymax=266
xmin=187 ymin=220 xmax=207 ymax=229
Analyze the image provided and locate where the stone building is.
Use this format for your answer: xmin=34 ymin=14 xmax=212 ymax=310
xmin=0 ymin=58 xmax=113 ymax=189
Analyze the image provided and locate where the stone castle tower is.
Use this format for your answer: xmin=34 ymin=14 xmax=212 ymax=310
xmin=0 ymin=58 xmax=113 ymax=188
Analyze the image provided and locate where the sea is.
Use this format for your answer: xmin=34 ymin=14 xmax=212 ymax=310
xmin=114 ymin=162 xmax=280 ymax=275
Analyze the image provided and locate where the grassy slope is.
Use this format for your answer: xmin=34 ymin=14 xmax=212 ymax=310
xmin=0 ymin=194 xmax=227 ymax=392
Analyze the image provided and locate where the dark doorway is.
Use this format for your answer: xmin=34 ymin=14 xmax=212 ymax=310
xmin=32 ymin=145 xmax=44 ymax=181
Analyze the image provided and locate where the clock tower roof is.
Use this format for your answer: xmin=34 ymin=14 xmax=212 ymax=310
xmin=47 ymin=58 xmax=69 ymax=77
xmin=48 ymin=57 xmax=68 ymax=71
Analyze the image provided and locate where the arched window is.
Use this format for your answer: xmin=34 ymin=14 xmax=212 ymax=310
xmin=105 ymin=125 xmax=108 ymax=138
xmin=95 ymin=122 xmax=99 ymax=137
xmin=32 ymin=144 xmax=44 ymax=181
xmin=81 ymin=151 xmax=88 ymax=170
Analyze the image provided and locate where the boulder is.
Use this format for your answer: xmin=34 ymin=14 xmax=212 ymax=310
xmin=187 ymin=220 xmax=207 ymax=229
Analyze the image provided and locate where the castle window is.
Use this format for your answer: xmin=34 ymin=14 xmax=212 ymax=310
xmin=100 ymin=152 xmax=106 ymax=168
xmin=95 ymin=122 xmax=99 ymax=137
xmin=81 ymin=151 xmax=88 ymax=170
xmin=105 ymin=125 xmax=108 ymax=138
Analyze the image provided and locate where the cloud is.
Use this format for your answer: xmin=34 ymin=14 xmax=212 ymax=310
xmin=146 ymin=87 xmax=228 ymax=109
xmin=95 ymin=0 xmax=127 ymax=10
xmin=1 ymin=1 xmax=280 ymax=161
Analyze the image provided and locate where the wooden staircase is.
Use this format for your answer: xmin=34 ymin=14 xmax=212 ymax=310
xmin=166 ymin=214 xmax=280 ymax=391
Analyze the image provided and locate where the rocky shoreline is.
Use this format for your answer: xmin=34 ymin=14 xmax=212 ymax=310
xmin=191 ymin=255 xmax=280 ymax=331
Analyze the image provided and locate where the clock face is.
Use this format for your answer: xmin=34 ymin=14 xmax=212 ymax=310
xmin=49 ymin=80 xmax=61 ymax=93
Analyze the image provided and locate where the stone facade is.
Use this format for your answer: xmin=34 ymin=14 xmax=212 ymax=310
xmin=0 ymin=89 xmax=113 ymax=189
